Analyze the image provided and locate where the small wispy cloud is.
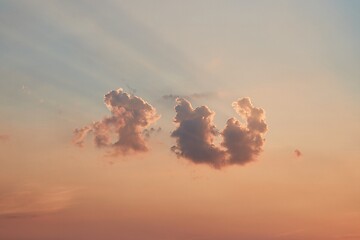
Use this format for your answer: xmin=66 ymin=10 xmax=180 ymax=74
xmin=143 ymin=127 xmax=162 ymax=138
xmin=0 ymin=184 xmax=77 ymax=219
xmin=162 ymin=91 xmax=222 ymax=101
xmin=294 ymin=149 xmax=302 ymax=158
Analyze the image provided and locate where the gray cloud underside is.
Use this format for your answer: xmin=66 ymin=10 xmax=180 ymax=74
xmin=171 ymin=97 xmax=268 ymax=168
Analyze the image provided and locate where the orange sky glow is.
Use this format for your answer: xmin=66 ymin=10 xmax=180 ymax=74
xmin=0 ymin=1 xmax=359 ymax=239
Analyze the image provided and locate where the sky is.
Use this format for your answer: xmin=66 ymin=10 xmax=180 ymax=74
xmin=0 ymin=0 xmax=359 ymax=239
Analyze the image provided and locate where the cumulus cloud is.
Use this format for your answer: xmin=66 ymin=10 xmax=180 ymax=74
xmin=223 ymin=98 xmax=267 ymax=165
xmin=171 ymin=97 xmax=268 ymax=168
xmin=171 ymin=98 xmax=226 ymax=168
xmin=73 ymin=88 xmax=160 ymax=155
xmin=294 ymin=149 xmax=302 ymax=158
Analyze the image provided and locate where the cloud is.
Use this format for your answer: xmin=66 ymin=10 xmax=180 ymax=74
xmin=0 ymin=185 xmax=76 ymax=219
xmin=223 ymin=98 xmax=267 ymax=165
xmin=73 ymin=88 xmax=160 ymax=155
xmin=190 ymin=92 xmax=221 ymax=99
xmin=73 ymin=126 xmax=92 ymax=148
xmin=143 ymin=127 xmax=162 ymax=138
xmin=163 ymin=94 xmax=181 ymax=101
xmin=162 ymin=92 xmax=221 ymax=101
xmin=171 ymin=98 xmax=226 ymax=168
xmin=294 ymin=149 xmax=302 ymax=157
xmin=171 ymin=97 xmax=268 ymax=169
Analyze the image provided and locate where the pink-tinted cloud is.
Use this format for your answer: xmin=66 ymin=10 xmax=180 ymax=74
xmin=73 ymin=88 xmax=160 ymax=155
xmin=73 ymin=127 xmax=91 ymax=148
xmin=223 ymin=98 xmax=267 ymax=165
xmin=294 ymin=149 xmax=302 ymax=157
xmin=171 ymin=98 xmax=268 ymax=169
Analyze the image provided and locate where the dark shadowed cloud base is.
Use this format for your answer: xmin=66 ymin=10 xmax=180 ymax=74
xmin=171 ymin=98 xmax=268 ymax=169
xmin=171 ymin=98 xmax=226 ymax=168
